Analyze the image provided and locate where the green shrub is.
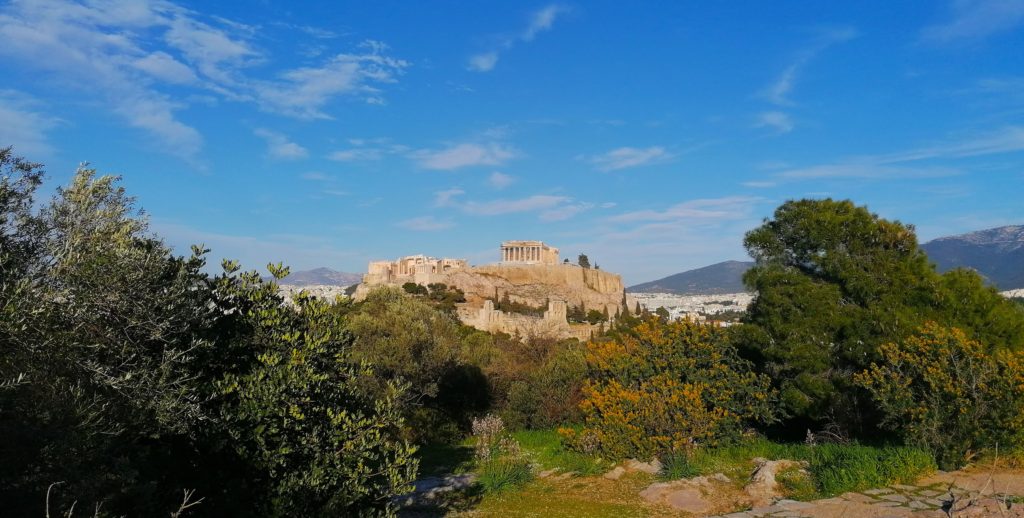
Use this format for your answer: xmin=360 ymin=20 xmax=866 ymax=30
xmin=500 ymin=344 xmax=586 ymax=430
xmin=660 ymin=452 xmax=699 ymax=480
xmin=477 ymin=457 xmax=534 ymax=493
xmin=563 ymin=318 xmax=776 ymax=459
xmin=0 ymin=155 xmax=419 ymax=516
xmin=856 ymin=323 xmax=1024 ymax=469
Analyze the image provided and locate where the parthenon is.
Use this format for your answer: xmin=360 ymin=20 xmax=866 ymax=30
xmin=500 ymin=240 xmax=559 ymax=265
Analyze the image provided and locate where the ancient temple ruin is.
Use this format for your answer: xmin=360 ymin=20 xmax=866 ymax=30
xmin=500 ymin=240 xmax=559 ymax=265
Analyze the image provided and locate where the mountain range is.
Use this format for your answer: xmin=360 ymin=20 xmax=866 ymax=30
xmin=627 ymin=225 xmax=1024 ymax=295
xmin=921 ymin=225 xmax=1024 ymax=290
xmin=273 ymin=267 xmax=362 ymax=287
xmin=627 ymin=260 xmax=754 ymax=295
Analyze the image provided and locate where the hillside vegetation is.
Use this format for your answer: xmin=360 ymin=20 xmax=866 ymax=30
xmin=3 ymin=150 xmax=1023 ymax=516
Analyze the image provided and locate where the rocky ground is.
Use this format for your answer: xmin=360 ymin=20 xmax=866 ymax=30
xmin=403 ymin=459 xmax=1024 ymax=517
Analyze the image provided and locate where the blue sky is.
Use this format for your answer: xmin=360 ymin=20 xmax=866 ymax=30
xmin=1 ymin=0 xmax=1023 ymax=284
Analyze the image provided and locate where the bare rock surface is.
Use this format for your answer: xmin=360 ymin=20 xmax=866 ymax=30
xmin=396 ymin=473 xmax=477 ymax=507
xmin=745 ymin=457 xmax=808 ymax=508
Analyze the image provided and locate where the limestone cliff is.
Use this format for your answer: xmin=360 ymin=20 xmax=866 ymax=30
xmin=435 ymin=264 xmax=625 ymax=316
xmin=353 ymin=262 xmax=629 ymax=340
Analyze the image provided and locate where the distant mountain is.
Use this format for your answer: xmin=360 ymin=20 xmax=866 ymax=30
xmin=922 ymin=225 xmax=1024 ymax=290
xmin=628 ymin=260 xmax=754 ymax=295
xmin=273 ymin=267 xmax=362 ymax=287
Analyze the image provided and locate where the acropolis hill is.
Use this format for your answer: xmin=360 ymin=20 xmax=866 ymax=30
xmin=353 ymin=241 xmax=631 ymax=340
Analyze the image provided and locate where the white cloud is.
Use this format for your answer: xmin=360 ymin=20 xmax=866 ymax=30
xmin=413 ymin=142 xmax=515 ymax=170
xmin=462 ymin=194 xmax=569 ymax=215
xmin=132 ymin=51 xmax=198 ymax=84
xmin=0 ymin=1 xmax=408 ymax=160
xmin=522 ymin=5 xmax=566 ymax=41
xmin=154 ymin=221 xmax=359 ymax=272
xmin=775 ymin=126 xmax=1024 ymax=181
xmin=254 ymin=128 xmax=308 ymax=159
xmin=921 ymin=0 xmax=1024 ymax=43
xmin=0 ymin=90 xmax=59 ymax=157
xmin=436 ymin=188 xmax=590 ymax=221
xmin=755 ymin=111 xmax=794 ymax=134
xmin=877 ymin=126 xmax=1024 ymax=161
xmin=488 ymin=171 xmax=514 ymax=189
xmin=608 ymin=196 xmax=764 ymax=224
xmin=589 ymin=146 xmax=673 ymax=171
xmin=327 ymin=148 xmax=383 ymax=161
xmin=468 ymin=52 xmax=499 ymax=72
xmin=254 ymin=41 xmax=409 ymax=119
xmin=433 ymin=188 xmax=465 ymax=207
xmin=540 ymin=202 xmax=594 ymax=221
xmin=762 ymin=27 xmax=858 ymax=106
xmin=742 ymin=180 xmax=778 ymax=188
xmin=396 ymin=216 xmax=454 ymax=231
xmin=467 ymin=4 xmax=568 ymax=72
xmin=776 ymin=164 xmax=960 ymax=180
xmin=302 ymin=171 xmax=332 ymax=181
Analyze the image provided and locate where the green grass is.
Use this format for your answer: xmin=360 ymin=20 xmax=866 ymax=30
xmin=807 ymin=444 xmax=936 ymax=496
xmin=478 ymin=457 xmax=534 ymax=493
xmin=657 ymin=437 xmax=936 ymax=499
xmin=415 ymin=442 xmax=475 ymax=477
xmin=511 ymin=429 xmax=608 ymax=476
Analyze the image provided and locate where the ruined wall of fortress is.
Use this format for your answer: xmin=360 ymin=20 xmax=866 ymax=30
xmin=354 ymin=257 xmax=631 ymax=341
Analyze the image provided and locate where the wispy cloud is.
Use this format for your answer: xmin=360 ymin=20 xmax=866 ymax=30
xmin=755 ymin=111 xmax=794 ymax=134
xmin=588 ymin=146 xmax=673 ymax=171
xmin=608 ymin=196 xmax=765 ymax=224
xmin=462 ymin=194 xmax=569 ymax=215
xmin=435 ymin=188 xmax=589 ymax=220
xmin=467 ymin=4 xmax=569 ymax=72
xmin=580 ymin=196 xmax=766 ymax=283
xmin=254 ymin=128 xmax=308 ymax=159
xmin=413 ymin=142 xmax=516 ymax=170
xmin=774 ymin=126 xmax=1024 ymax=180
xmin=0 ymin=1 xmax=407 ymax=161
xmin=762 ymin=27 xmax=858 ymax=106
xmin=302 ymin=171 xmax=332 ymax=181
xmin=327 ymin=148 xmax=384 ymax=161
xmin=433 ymin=188 xmax=466 ymax=207
xmin=0 ymin=90 xmax=59 ymax=157
xmin=921 ymin=0 xmax=1024 ymax=43
xmin=154 ymin=221 xmax=359 ymax=272
xmin=253 ymin=41 xmax=409 ymax=119
xmin=776 ymin=164 xmax=960 ymax=180
xmin=396 ymin=216 xmax=454 ymax=231
xmin=540 ymin=202 xmax=594 ymax=221
xmin=488 ymin=171 xmax=514 ymax=189
xmin=467 ymin=52 xmax=499 ymax=72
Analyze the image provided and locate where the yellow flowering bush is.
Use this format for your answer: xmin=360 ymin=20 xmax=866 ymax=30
xmin=561 ymin=318 xmax=776 ymax=459
xmin=855 ymin=322 xmax=1024 ymax=469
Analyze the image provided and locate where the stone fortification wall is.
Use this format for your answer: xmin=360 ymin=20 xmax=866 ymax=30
xmin=458 ymin=299 xmax=601 ymax=341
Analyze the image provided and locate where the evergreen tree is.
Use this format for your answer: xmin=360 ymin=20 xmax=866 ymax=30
xmin=740 ymin=198 xmax=1024 ymax=433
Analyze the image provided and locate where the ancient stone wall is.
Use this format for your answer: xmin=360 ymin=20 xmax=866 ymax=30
xmin=458 ymin=299 xmax=602 ymax=341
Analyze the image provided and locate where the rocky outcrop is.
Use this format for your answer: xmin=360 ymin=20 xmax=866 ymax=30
xmin=744 ymin=457 xmax=809 ymax=508
xmin=445 ymin=264 xmax=625 ymax=316
xmin=355 ymin=262 xmax=628 ymax=341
